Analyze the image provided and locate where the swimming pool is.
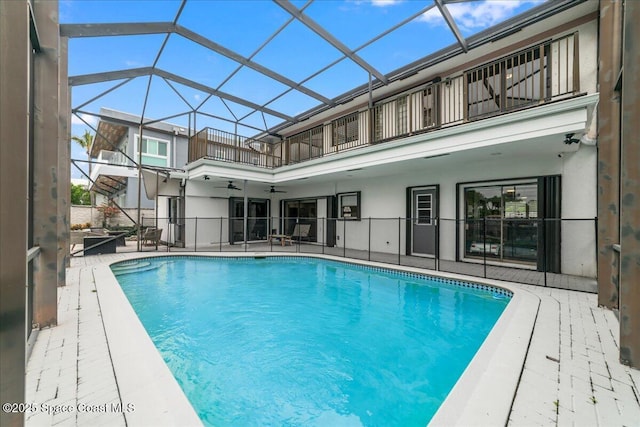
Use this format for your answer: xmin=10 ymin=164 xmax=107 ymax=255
xmin=112 ymin=256 xmax=511 ymax=426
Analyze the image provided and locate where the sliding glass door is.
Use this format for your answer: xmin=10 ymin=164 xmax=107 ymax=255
xmin=283 ymin=199 xmax=317 ymax=242
xmin=464 ymin=182 xmax=538 ymax=265
xmin=229 ymin=198 xmax=269 ymax=244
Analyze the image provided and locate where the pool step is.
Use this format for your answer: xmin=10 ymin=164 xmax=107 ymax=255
xmin=111 ymin=261 xmax=167 ymax=275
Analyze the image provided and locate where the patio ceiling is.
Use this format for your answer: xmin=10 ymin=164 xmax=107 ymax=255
xmin=63 ymin=0 xmax=583 ymax=139
xmin=90 ymin=174 xmax=128 ymax=196
xmin=90 ymin=120 xmax=128 ymax=157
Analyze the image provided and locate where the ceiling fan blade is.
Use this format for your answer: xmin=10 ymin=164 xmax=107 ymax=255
xmin=265 ymin=186 xmax=286 ymax=193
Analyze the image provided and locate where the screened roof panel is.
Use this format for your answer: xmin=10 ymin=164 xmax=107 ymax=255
xmin=68 ymin=35 xmax=165 ymax=75
xmin=304 ymin=0 xmax=436 ymax=50
xmin=63 ymin=0 xmax=580 ymax=152
xmin=219 ymin=66 xmax=291 ymax=108
xmin=238 ymin=111 xmax=277 ymax=132
xmin=154 ymin=35 xmax=241 ymax=89
xmin=140 ymin=77 xmax=195 ymax=122
xmin=197 ymin=96 xmax=242 ymax=123
xmin=303 ymin=59 xmax=369 ymax=101
xmin=177 ymin=1 xmax=291 ymax=57
xmin=74 ymin=77 xmax=150 ymax=119
xmin=71 ymin=80 xmax=132 ymax=111
xmin=215 ymin=99 xmax=261 ymax=123
xmin=359 ymin=20 xmax=456 ymax=75
xmin=60 ymin=0 xmax=181 ymax=23
xmin=422 ymin=1 xmax=542 ymax=38
xmin=251 ymin=20 xmax=343 ymax=82
xmin=160 ymin=80 xmax=215 ymax=111
xmin=265 ymin=89 xmax=322 ymax=118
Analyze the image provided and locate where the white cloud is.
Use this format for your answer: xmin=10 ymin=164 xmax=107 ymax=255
xmin=125 ymin=60 xmax=144 ymax=67
xmin=419 ymin=1 xmax=540 ymax=32
xmin=347 ymin=0 xmax=402 ymax=8
xmin=370 ymin=0 xmax=403 ymax=7
xmin=194 ymin=94 xmax=202 ymax=101
xmin=71 ymin=113 xmax=98 ymax=127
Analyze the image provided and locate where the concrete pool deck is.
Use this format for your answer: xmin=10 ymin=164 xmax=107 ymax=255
xmin=25 ymin=253 xmax=640 ymax=426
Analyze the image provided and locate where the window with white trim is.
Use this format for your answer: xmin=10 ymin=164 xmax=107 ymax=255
xmin=135 ymin=135 xmax=169 ymax=167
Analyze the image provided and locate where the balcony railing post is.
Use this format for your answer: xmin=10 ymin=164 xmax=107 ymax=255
xmin=573 ymin=33 xmax=580 ymax=93
xmin=540 ymin=44 xmax=546 ymax=101
xmin=194 ymin=217 xmax=198 ymax=252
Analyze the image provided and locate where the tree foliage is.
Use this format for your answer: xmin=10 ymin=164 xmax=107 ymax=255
xmin=70 ymin=183 xmax=91 ymax=205
xmin=71 ymin=129 xmax=93 ymax=155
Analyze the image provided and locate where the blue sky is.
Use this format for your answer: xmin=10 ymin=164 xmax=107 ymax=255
xmin=63 ymin=0 xmax=542 ymax=178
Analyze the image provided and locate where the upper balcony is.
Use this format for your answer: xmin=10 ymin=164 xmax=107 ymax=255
xmin=188 ymin=33 xmax=582 ymax=170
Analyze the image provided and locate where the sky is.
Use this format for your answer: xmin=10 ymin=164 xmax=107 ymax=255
xmin=63 ymin=0 xmax=543 ymax=179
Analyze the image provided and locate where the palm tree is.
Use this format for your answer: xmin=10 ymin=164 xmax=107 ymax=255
xmin=71 ymin=129 xmax=94 ymax=174
xmin=71 ymin=129 xmax=94 ymax=205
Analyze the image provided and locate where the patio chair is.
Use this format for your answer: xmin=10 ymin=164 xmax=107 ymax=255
xmin=289 ymin=223 xmax=311 ymax=242
xmin=142 ymin=228 xmax=163 ymax=246
xmin=268 ymin=223 xmax=312 ymax=246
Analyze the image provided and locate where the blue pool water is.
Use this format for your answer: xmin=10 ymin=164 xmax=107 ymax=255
xmin=112 ymin=256 xmax=510 ymax=426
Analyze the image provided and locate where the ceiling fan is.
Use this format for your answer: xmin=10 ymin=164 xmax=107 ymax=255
xmin=265 ymin=185 xmax=287 ymax=193
xmin=214 ymin=180 xmax=242 ymax=191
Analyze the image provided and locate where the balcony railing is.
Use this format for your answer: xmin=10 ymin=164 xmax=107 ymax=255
xmin=189 ymin=33 xmax=580 ymax=169
xmin=95 ymin=149 xmax=132 ymax=166
xmin=188 ymin=127 xmax=282 ymax=167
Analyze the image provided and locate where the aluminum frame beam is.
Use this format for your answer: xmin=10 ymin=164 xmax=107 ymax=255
xmin=435 ymin=0 xmax=468 ymax=53
xmin=69 ymin=68 xmax=295 ymax=122
xmin=60 ymin=22 xmax=332 ymax=106
xmin=174 ymin=25 xmax=332 ymax=105
xmin=274 ymin=0 xmax=389 ymax=85
xmin=60 ymin=22 xmax=174 ymax=37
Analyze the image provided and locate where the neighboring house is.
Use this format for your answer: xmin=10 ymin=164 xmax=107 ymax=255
xmin=89 ymin=108 xmax=189 ymax=209
xmin=159 ymin=2 xmax=599 ymax=278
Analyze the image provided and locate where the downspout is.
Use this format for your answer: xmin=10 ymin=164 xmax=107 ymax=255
xmin=580 ymin=101 xmax=599 ymax=146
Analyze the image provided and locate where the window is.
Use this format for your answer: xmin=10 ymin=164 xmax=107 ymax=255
xmin=463 ymin=181 xmax=539 ymax=264
xmin=373 ymin=106 xmax=383 ymax=141
xmin=423 ymin=85 xmax=438 ymax=128
xmin=396 ymin=96 xmax=408 ymax=135
xmin=168 ymin=197 xmax=178 ymax=224
xmin=332 ymin=113 xmax=359 ymax=146
xmin=286 ymin=126 xmax=323 ymax=163
xmin=338 ymin=191 xmax=361 ymax=220
xmin=466 ymin=44 xmax=549 ymax=119
xmin=415 ymin=194 xmax=432 ymax=225
xmin=135 ymin=135 xmax=169 ymax=167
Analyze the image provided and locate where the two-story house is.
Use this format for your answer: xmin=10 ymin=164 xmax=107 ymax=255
xmin=155 ymin=1 xmax=599 ymax=278
xmin=89 ymin=107 xmax=190 ymax=210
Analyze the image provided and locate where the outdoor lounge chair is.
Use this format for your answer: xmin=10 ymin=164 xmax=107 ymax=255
xmin=268 ymin=223 xmax=311 ymax=246
xmin=290 ymin=223 xmax=311 ymax=242
xmin=142 ymin=228 xmax=163 ymax=246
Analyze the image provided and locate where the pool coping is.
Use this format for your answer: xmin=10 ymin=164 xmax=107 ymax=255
xmin=98 ymin=252 xmax=540 ymax=426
